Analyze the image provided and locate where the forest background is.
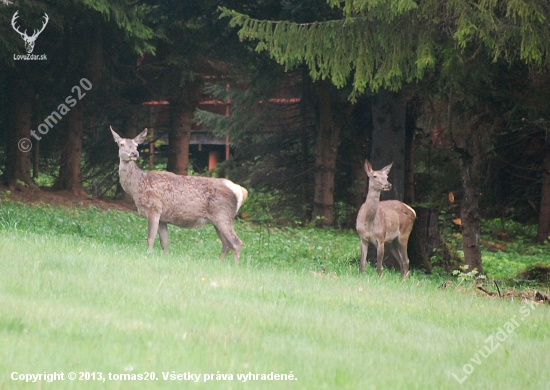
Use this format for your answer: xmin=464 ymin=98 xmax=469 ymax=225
xmin=2 ymin=0 xmax=550 ymax=277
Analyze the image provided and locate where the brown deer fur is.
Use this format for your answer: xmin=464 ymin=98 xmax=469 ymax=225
xmin=356 ymin=160 xmax=416 ymax=279
xmin=111 ymin=127 xmax=248 ymax=263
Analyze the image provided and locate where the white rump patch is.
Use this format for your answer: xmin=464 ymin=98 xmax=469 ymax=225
xmin=223 ymin=179 xmax=244 ymax=211
xmin=405 ymin=204 xmax=416 ymax=217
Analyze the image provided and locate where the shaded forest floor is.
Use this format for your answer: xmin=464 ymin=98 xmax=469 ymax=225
xmin=0 ymin=186 xmax=135 ymax=213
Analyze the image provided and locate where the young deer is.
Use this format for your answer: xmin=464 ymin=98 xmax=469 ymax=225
xmin=111 ymin=127 xmax=248 ymax=264
xmin=356 ymin=160 xmax=416 ymax=279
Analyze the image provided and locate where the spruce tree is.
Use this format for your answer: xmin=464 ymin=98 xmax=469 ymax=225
xmin=220 ymin=0 xmax=550 ymax=269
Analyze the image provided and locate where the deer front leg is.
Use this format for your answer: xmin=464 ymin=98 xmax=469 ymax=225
xmin=376 ymin=241 xmax=385 ymax=276
xmin=359 ymin=239 xmax=369 ymax=274
xmin=158 ymin=222 xmax=168 ymax=253
xmin=147 ymin=213 xmax=161 ymax=252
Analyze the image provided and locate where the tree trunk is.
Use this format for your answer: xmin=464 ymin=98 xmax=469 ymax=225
xmin=4 ymin=75 xmax=36 ymax=189
xmin=350 ymin=162 xmax=368 ymax=210
xmin=299 ymin=68 xmax=315 ymax=224
xmin=312 ymin=81 xmax=342 ymax=227
xmin=370 ymin=89 xmax=406 ymax=201
xmin=54 ymin=24 xmax=103 ymax=194
xmin=458 ymin=153 xmax=483 ymax=273
xmin=300 ymin=124 xmax=310 ymax=223
xmin=447 ymin=86 xmax=484 ymax=274
xmin=122 ymin=105 xmax=139 ymax=138
xmin=404 ymin=99 xmax=416 ymax=205
xmin=54 ymin=104 xmax=86 ymax=194
xmin=349 ymin=96 xmax=372 ymax=213
xmin=149 ymin=127 xmax=156 ymax=170
xmin=65 ymin=105 xmax=85 ymax=194
xmin=408 ymin=207 xmax=453 ymax=272
xmin=167 ymin=81 xmax=203 ymax=176
xmin=537 ymin=147 xmax=550 ymax=242
xmin=167 ymin=103 xmax=193 ymax=175
xmin=33 ymin=140 xmax=40 ymax=179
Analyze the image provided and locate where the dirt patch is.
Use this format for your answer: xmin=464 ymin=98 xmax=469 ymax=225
xmin=517 ymin=264 xmax=550 ymax=284
xmin=0 ymin=186 xmax=136 ymax=213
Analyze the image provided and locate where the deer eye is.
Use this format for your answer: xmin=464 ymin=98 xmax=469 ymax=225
xmin=373 ymin=175 xmax=377 ymax=178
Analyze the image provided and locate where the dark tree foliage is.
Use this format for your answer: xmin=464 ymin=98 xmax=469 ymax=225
xmin=0 ymin=0 xmax=153 ymax=193
xmin=220 ymin=0 xmax=550 ymax=268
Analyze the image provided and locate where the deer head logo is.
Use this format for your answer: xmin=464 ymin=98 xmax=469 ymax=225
xmin=11 ymin=11 xmax=49 ymax=54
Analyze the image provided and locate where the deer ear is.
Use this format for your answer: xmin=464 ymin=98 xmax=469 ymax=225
xmin=364 ymin=159 xmax=373 ymax=176
xmin=381 ymin=162 xmax=393 ymax=175
xmin=110 ymin=126 xmax=121 ymax=143
xmin=134 ymin=128 xmax=148 ymax=145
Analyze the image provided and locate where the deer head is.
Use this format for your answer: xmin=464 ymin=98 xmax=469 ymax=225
xmin=11 ymin=11 xmax=49 ymax=54
xmin=364 ymin=159 xmax=393 ymax=192
xmin=110 ymin=126 xmax=148 ymax=162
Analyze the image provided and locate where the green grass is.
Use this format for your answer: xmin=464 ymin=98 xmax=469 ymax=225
xmin=0 ymin=201 xmax=549 ymax=389
xmin=437 ymin=216 xmax=550 ymax=281
xmin=479 ymin=219 xmax=550 ymax=281
xmin=482 ymin=251 xmax=548 ymax=281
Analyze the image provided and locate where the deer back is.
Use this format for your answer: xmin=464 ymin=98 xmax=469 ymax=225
xmin=133 ymin=171 xmax=243 ymax=228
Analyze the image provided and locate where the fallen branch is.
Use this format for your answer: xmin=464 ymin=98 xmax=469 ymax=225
xmin=494 ymin=280 xmax=502 ymax=298
xmin=474 ymin=283 xmax=549 ymax=305
xmin=476 ymin=284 xmax=496 ymax=296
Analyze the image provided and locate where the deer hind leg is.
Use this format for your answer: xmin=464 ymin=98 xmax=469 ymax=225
xmin=389 ymin=242 xmax=408 ymax=280
xmin=158 ymin=222 xmax=168 ymax=253
xmin=376 ymin=241 xmax=385 ymax=276
xmin=214 ymin=223 xmax=242 ymax=265
xmin=225 ymin=224 xmax=243 ymax=265
xmin=231 ymin=235 xmax=243 ymax=265
xmin=397 ymin=239 xmax=410 ymax=280
xmin=214 ymin=226 xmax=232 ymax=259
xmin=147 ymin=212 xmax=161 ymax=252
xmin=359 ymin=239 xmax=369 ymax=274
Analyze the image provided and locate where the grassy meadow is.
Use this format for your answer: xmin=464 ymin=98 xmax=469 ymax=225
xmin=0 ymin=200 xmax=549 ymax=389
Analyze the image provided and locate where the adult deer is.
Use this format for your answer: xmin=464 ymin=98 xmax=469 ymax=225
xmin=356 ymin=160 xmax=416 ymax=279
xmin=111 ymin=127 xmax=248 ymax=264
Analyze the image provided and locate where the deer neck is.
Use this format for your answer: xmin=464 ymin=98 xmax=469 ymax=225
xmin=361 ymin=187 xmax=383 ymax=223
xmin=118 ymin=160 xmax=144 ymax=197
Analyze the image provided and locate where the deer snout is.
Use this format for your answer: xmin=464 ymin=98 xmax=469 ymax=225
xmin=122 ymin=150 xmax=139 ymax=161
xmin=383 ymin=182 xmax=392 ymax=191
